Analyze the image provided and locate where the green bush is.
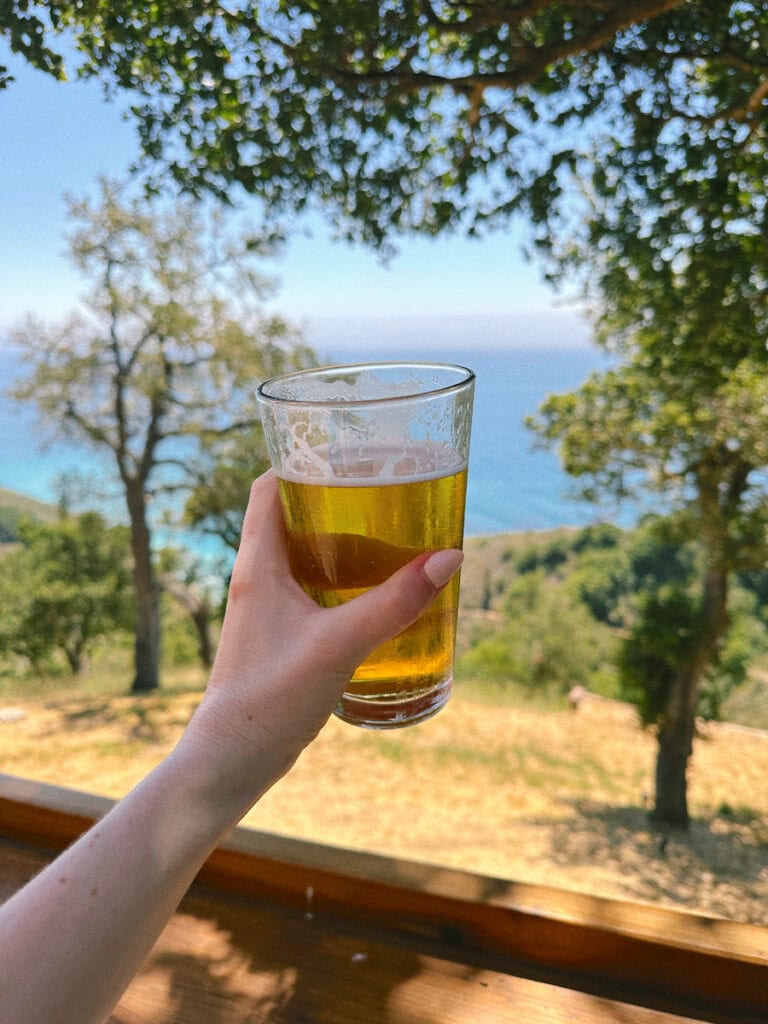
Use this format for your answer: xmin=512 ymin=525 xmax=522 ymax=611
xmin=571 ymin=522 xmax=622 ymax=553
xmin=565 ymin=546 xmax=633 ymax=625
xmin=458 ymin=576 xmax=617 ymax=695
xmin=516 ymin=537 xmax=570 ymax=575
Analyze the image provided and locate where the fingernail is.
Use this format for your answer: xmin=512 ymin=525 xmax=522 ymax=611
xmin=423 ymin=549 xmax=464 ymax=588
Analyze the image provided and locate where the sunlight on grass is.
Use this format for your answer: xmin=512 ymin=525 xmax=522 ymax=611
xmin=1 ymin=676 xmax=767 ymax=926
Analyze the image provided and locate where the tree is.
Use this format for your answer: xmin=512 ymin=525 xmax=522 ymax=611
xmin=2 ymin=4 xmax=765 ymax=248
xmin=0 ymin=512 xmax=133 ymax=674
xmin=9 ymin=179 xmax=313 ymax=692
xmin=524 ymin=0 xmax=768 ymax=821
xmin=531 ymin=347 xmax=768 ymax=828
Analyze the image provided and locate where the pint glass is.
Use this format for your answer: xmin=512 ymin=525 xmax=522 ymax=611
xmin=256 ymin=361 xmax=475 ymax=729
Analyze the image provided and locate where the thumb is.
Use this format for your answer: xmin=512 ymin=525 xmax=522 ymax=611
xmin=324 ymin=548 xmax=464 ymax=670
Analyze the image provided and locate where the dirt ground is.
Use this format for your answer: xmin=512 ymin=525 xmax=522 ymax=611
xmin=2 ymin=688 xmax=767 ymax=927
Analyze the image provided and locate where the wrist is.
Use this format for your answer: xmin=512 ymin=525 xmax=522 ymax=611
xmin=170 ymin=697 xmax=298 ymax=837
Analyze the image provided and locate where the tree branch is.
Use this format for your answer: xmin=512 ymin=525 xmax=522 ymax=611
xmin=328 ymin=0 xmax=687 ymax=96
xmin=64 ymin=402 xmax=116 ymax=452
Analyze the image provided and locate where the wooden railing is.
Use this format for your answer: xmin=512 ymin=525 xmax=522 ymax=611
xmin=1 ymin=772 xmax=766 ymax=1023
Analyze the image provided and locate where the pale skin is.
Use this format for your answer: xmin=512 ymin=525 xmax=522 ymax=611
xmin=0 ymin=471 xmax=464 ymax=1024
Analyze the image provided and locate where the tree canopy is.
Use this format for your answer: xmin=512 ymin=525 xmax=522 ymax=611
xmin=0 ymin=512 xmax=133 ymax=674
xmin=3 ymin=2 xmax=766 ymax=247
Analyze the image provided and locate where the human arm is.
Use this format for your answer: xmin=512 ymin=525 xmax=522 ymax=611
xmin=0 ymin=471 xmax=463 ymax=1024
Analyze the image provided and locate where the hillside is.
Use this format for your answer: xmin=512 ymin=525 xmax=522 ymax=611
xmin=0 ymin=487 xmax=57 ymax=522
xmin=458 ymin=526 xmax=768 ymax=731
xmin=460 ymin=527 xmax=582 ymax=612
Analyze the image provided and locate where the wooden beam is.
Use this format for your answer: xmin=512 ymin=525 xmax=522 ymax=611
xmin=1 ymin=773 xmax=766 ymax=1022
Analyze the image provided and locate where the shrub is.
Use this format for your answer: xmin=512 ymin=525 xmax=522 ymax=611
xmin=565 ymin=546 xmax=633 ymax=625
xmin=458 ymin=576 xmax=617 ymax=695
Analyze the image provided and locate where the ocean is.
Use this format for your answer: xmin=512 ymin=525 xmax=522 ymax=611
xmin=0 ymin=341 xmax=624 ymax=537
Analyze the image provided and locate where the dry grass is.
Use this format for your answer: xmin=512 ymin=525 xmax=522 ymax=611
xmin=2 ymin=684 xmax=767 ymax=927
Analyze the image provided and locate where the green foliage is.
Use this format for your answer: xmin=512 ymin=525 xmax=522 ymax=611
xmin=516 ymin=537 xmax=570 ymax=575
xmin=0 ymin=4 xmax=64 ymax=89
xmin=3 ymin=4 xmax=765 ymax=254
xmin=565 ymin=547 xmax=632 ymax=626
xmin=619 ymin=582 xmax=768 ymax=727
xmin=625 ymin=520 xmax=699 ymax=593
xmin=737 ymin=569 xmax=768 ymax=617
xmin=460 ymin=520 xmax=768 ymax=719
xmin=183 ymin=425 xmax=271 ymax=553
xmin=571 ymin=523 xmax=622 ymax=554
xmin=459 ymin=570 xmax=618 ymax=697
xmin=618 ymin=585 xmax=702 ymax=727
xmin=0 ymin=513 xmax=134 ymax=674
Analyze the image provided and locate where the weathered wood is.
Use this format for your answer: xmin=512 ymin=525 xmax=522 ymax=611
xmin=0 ymin=843 xmax=734 ymax=1024
xmin=1 ymin=773 xmax=766 ymax=1023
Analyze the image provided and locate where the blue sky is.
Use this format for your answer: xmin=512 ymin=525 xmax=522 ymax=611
xmin=0 ymin=43 xmax=590 ymax=350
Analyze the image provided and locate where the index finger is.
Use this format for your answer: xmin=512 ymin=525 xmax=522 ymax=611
xmin=229 ymin=471 xmax=293 ymax=590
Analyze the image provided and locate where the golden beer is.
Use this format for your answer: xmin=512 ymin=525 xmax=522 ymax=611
xmin=277 ymin=453 xmax=468 ymax=727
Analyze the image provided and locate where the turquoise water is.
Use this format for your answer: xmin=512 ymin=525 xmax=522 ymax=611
xmin=0 ymin=344 xmax=625 ymax=536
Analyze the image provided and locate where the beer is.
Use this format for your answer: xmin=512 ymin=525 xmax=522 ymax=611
xmin=277 ymin=449 xmax=467 ymax=726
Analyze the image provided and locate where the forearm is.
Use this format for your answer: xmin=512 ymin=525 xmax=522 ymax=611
xmin=0 ymin=735 xmax=269 ymax=1024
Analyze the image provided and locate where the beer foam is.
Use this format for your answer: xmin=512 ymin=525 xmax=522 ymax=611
xmin=261 ymin=364 xmax=474 ymax=485
xmin=279 ymin=441 xmax=466 ymax=486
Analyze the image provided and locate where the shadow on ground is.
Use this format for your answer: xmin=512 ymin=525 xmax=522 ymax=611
xmin=529 ymin=799 xmax=768 ymax=925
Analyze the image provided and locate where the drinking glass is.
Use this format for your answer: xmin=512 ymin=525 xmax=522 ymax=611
xmin=257 ymin=361 xmax=474 ymax=728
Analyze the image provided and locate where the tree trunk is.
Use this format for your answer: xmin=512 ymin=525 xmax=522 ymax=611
xmin=63 ymin=643 xmax=86 ymax=675
xmin=126 ymin=481 xmax=161 ymax=693
xmin=651 ymin=676 xmax=697 ymax=828
xmin=192 ymin=606 xmax=214 ymax=669
xmin=651 ymin=562 xmax=729 ymax=829
xmin=160 ymin=574 xmax=214 ymax=669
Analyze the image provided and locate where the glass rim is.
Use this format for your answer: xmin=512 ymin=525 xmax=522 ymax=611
xmin=256 ymin=360 xmax=475 ymax=408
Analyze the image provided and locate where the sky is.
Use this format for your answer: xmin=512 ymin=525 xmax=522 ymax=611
xmin=0 ymin=43 xmax=591 ymax=353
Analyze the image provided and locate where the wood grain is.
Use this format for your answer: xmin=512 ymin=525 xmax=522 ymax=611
xmin=1 ymin=772 xmax=766 ymax=1023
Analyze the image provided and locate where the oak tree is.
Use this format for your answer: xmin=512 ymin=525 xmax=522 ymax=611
xmin=10 ymin=179 xmax=311 ymax=691
xmin=531 ymin=295 xmax=768 ymax=828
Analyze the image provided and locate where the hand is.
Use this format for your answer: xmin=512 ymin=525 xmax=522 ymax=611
xmin=180 ymin=471 xmax=463 ymax=810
